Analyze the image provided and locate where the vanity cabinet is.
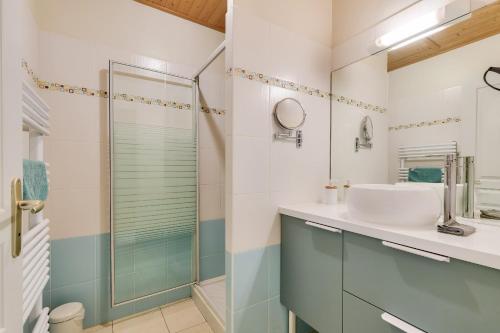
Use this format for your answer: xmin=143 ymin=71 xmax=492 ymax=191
xmin=281 ymin=215 xmax=343 ymax=333
xmin=343 ymin=292 xmax=409 ymax=333
xmin=343 ymin=231 xmax=500 ymax=333
xmin=281 ymin=214 xmax=500 ymax=333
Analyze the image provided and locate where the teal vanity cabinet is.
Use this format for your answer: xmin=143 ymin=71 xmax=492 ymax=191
xmin=343 ymin=231 xmax=500 ymax=333
xmin=281 ymin=215 xmax=343 ymax=333
xmin=343 ymin=292 xmax=404 ymax=333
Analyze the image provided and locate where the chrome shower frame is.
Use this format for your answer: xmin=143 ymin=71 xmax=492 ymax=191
xmin=108 ymin=60 xmax=199 ymax=307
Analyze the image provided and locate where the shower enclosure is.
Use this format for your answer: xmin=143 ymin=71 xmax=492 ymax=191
xmin=108 ymin=61 xmax=199 ymax=306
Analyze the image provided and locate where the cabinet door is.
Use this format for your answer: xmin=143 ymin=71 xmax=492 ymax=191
xmin=343 ymin=292 xmax=413 ymax=333
xmin=281 ymin=215 xmax=342 ymax=333
xmin=344 ymin=231 xmax=500 ymax=333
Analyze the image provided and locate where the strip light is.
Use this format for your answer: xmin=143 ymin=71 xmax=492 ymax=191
xmin=376 ymin=9 xmax=444 ymax=48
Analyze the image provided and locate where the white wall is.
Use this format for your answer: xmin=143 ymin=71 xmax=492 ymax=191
xmin=30 ymin=3 xmax=224 ymax=240
xmin=234 ymin=0 xmax=333 ymax=47
xmin=198 ymin=53 xmax=226 ymax=223
xmin=226 ymin=4 xmax=332 ymax=254
xmin=30 ymin=0 xmax=223 ymax=70
xmin=387 ymin=33 xmax=500 ymax=183
xmin=331 ymin=52 xmax=389 ymax=184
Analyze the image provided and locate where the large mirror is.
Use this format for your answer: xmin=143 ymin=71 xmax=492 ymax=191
xmin=331 ymin=0 xmax=500 ymax=222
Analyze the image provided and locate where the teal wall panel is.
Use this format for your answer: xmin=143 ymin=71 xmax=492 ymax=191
xmin=46 ymin=233 xmax=192 ymax=328
xmin=229 ymin=244 xmax=291 ymax=333
xmin=47 ymin=218 xmax=226 ymax=328
xmin=199 ymin=219 xmax=225 ymax=281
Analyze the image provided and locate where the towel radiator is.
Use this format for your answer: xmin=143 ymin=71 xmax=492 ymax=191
xmin=21 ymin=80 xmax=51 ymax=332
xmin=398 ymin=142 xmax=458 ymax=182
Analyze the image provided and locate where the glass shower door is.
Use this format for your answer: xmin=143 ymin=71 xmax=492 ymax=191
xmin=109 ymin=61 xmax=197 ymax=306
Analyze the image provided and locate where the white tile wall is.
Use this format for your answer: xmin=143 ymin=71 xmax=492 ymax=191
xmin=387 ymin=33 xmax=500 ymax=183
xmin=198 ymin=53 xmax=225 ymax=223
xmin=227 ymin=6 xmax=332 ymax=253
xmin=331 ymin=52 xmax=389 ymax=185
xmin=39 ymin=29 xmax=223 ymax=239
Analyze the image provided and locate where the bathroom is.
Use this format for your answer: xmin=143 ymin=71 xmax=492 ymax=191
xmin=1 ymin=0 xmax=500 ymax=332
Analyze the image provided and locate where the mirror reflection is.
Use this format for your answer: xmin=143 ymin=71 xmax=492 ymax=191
xmin=331 ymin=2 xmax=500 ymax=222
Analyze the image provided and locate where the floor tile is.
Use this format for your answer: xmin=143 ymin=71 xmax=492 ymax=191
xmin=161 ymin=300 xmax=206 ymax=332
xmin=178 ymin=323 xmax=213 ymax=333
xmin=113 ymin=310 xmax=169 ymax=333
xmin=83 ymin=323 xmax=113 ymax=333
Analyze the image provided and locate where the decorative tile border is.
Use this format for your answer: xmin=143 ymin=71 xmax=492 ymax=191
xmin=389 ymin=117 xmax=462 ymax=131
xmin=228 ymin=67 xmax=387 ymax=114
xmin=113 ymin=93 xmax=191 ymax=110
xmin=229 ymin=67 xmax=331 ymax=99
xmin=21 ymin=59 xmax=225 ymax=116
xmin=331 ymin=93 xmax=387 ymax=114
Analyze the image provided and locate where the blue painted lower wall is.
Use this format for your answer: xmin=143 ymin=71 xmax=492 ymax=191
xmin=199 ymin=219 xmax=225 ymax=281
xmin=45 ymin=219 xmax=225 ymax=328
xmin=227 ymin=245 xmax=315 ymax=333
xmin=45 ymin=233 xmax=191 ymax=328
xmin=228 ymin=245 xmax=286 ymax=333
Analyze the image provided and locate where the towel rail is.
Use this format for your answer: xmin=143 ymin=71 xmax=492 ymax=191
xmin=398 ymin=142 xmax=457 ymax=182
xmin=22 ymin=81 xmax=50 ymax=135
xmin=32 ymin=308 xmax=50 ymax=333
xmin=21 ymin=219 xmax=50 ymax=324
xmin=20 ymin=79 xmax=51 ymax=330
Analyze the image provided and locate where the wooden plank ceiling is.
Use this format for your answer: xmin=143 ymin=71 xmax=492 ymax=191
xmin=135 ymin=0 xmax=226 ymax=32
xmin=388 ymin=1 xmax=500 ymax=71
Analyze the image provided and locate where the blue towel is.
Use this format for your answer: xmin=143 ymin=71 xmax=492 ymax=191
xmin=23 ymin=159 xmax=48 ymax=200
xmin=408 ymin=167 xmax=442 ymax=183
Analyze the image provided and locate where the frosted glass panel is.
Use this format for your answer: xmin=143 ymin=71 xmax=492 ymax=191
xmin=110 ymin=62 xmax=196 ymax=305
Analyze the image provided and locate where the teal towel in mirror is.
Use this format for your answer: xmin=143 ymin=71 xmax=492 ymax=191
xmin=23 ymin=159 xmax=48 ymax=200
xmin=408 ymin=167 xmax=442 ymax=183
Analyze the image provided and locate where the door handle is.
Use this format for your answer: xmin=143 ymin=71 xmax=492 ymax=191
xmin=381 ymin=312 xmax=426 ymax=333
xmin=11 ymin=178 xmax=45 ymax=258
xmin=305 ymin=221 xmax=342 ymax=233
xmin=382 ymin=241 xmax=450 ymax=263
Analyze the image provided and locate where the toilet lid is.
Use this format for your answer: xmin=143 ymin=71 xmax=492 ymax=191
xmin=49 ymin=302 xmax=84 ymax=323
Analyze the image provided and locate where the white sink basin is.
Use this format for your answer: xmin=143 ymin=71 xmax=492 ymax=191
xmin=346 ymin=184 xmax=441 ymax=228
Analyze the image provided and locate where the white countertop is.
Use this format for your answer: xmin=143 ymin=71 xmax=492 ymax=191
xmin=279 ymin=203 xmax=500 ymax=270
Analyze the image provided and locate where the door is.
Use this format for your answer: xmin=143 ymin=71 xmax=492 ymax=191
xmin=0 ymin=0 xmax=25 ymax=332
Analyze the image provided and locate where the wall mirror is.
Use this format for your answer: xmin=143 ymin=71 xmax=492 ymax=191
xmin=331 ymin=1 xmax=500 ymax=222
xmin=274 ymin=98 xmax=306 ymax=147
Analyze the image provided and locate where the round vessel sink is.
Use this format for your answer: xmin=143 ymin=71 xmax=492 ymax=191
xmin=346 ymin=184 xmax=441 ymax=228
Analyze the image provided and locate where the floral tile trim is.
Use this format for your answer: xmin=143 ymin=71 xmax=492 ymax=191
xmin=37 ymin=79 xmax=109 ymax=98
xmin=201 ymin=105 xmax=225 ymax=115
xmin=331 ymin=93 xmax=387 ymax=114
xmin=228 ymin=67 xmax=387 ymax=114
xmin=229 ymin=67 xmax=331 ymax=99
xmin=22 ymin=59 xmax=225 ymax=116
xmin=389 ymin=117 xmax=461 ymax=131
xmin=113 ymin=93 xmax=191 ymax=110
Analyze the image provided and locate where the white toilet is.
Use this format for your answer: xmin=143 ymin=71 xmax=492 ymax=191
xmin=49 ymin=302 xmax=85 ymax=333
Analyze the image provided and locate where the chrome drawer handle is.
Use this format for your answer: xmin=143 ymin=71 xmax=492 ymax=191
xmin=381 ymin=313 xmax=425 ymax=333
xmin=382 ymin=241 xmax=450 ymax=263
xmin=305 ymin=221 xmax=342 ymax=233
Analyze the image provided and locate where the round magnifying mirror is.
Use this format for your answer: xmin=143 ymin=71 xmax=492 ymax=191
xmin=274 ymin=98 xmax=306 ymax=130
xmin=360 ymin=116 xmax=373 ymax=141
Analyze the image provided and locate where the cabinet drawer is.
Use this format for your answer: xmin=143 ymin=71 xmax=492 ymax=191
xmin=281 ymin=215 xmax=342 ymax=333
xmin=343 ymin=292 xmax=424 ymax=333
xmin=344 ymin=231 xmax=500 ymax=333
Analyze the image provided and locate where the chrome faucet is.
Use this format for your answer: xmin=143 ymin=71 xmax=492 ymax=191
xmin=438 ymin=154 xmax=476 ymax=236
xmin=443 ymin=154 xmax=457 ymax=226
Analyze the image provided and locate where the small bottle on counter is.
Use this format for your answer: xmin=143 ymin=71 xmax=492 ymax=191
xmin=323 ymin=180 xmax=338 ymax=205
